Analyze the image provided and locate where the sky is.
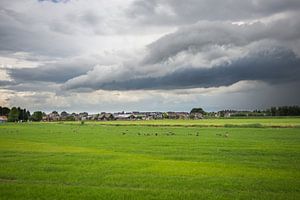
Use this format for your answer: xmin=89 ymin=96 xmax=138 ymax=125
xmin=0 ymin=0 xmax=300 ymax=113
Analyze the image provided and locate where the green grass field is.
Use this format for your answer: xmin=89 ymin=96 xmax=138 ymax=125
xmin=1 ymin=119 xmax=300 ymax=199
xmin=88 ymin=117 xmax=300 ymax=127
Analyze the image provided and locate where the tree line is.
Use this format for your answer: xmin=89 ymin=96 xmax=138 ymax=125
xmin=266 ymin=106 xmax=300 ymax=116
xmin=196 ymin=106 xmax=300 ymax=117
xmin=0 ymin=106 xmax=43 ymax=122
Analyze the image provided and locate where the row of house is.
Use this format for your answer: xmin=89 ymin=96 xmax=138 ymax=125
xmin=42 ymin=111 xmax=203 ymax=121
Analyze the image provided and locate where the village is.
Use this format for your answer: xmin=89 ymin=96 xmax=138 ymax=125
xmin=1 ymin=106 xmax=300 ymax=123
xmin=41 ymin=111 xmax=204 ymax=121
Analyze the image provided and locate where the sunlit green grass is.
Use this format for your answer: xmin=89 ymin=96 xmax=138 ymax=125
xmin=0 ymin=121 xmax=300 ymax=199
xmin=84 ymin=117 xmax=300 ymax=127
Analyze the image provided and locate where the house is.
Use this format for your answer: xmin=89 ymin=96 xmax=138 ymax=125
xmin=47 ymin=112 xmax=60 ymax=121
xmin=193 ymin=113 xmax=203 ymax=119
xmin=152 ymin=112 xmax=163 ymax=119
xmin=134 ymin=114 xmax=146 ymax=120
xmin=0 ymin=116 xmax=8 ymax=123
xmin=224 ymin=112 xmax=232 ymax=118
xmin=114 ymin=113 xmax=136 ymax=120
xmin=176 ymin=112 xmax=190 ymax=119
xmin=42 ymin=115 xmax=48 ymax=121
xmin=167 ymin=112 xmax=178 ymax=119
xmin=98 ymin=113 xmax=115 ymax=121
xmin=78 ymin=112 xmax=88 ymax=120
xmin=189 ymin=112 xmax=203 ymax=119
xmin=86 ymin=114 xmax=99 ymax=120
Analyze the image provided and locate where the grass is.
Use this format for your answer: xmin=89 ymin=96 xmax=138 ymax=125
xmin=83 ymin=117 xmax=300 ymax=128
xmin=0 ymin=119 xmax=300 ymax=199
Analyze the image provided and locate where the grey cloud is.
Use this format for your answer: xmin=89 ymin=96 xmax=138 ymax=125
xmin=59 ymin=10 xmax=103 ymax=34
xmin=0 ymin=80 xmax=15 ymax=87
xmin=64 ymin=48 xmax=300 ymax=90
xmin=3 ymin=82 xmax=59 ymax=93
xmin=7 ymin=59 xmax=95 ymax=83
xmin=128 ymin=0 xmax=300 ymax=25
xmin=38 ymin=0 xmax=70 ymax=3
xmin=6 ymin=52 xmax=128 ymax=84
xmin=62 ymin=13 xmax=300 ymax=91
xmin=80 ymin=11 xmax=102 ymax=26
xmin=0 ymin=8 xmax=81 ymax=57
xmin=1 ymin=0 xmax=300 ymax=111
xmin=143 ymin=17 xmax=300 ymax=64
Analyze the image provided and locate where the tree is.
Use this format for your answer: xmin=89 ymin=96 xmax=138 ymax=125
xmin=23 ymin=109 xmax=29 ymax=121
xmin=26 ymin=111 xmax=31 ymax=120
xmin=61 ymin=111 xmax=68 ymax=117
xmin=17 ymin=107 xmax=22 ymax=120
xmin=14 ymin=108 xmax=29 ymax=121
xmin=52 ymin=111 xmax=58 ymax=115
xmin=0 ymin=106 xmax=10 ymax=116
xmin=270 ymin=107 xmax=277 ymax=116
xmin=8 ymin=107 xmax=19 ymax=122
xmin=162 ymin=112 xmax=169 ymax=119
xmin=190 ymin=107 xmax=206 ymax=115
xmin=31 ymin=111 xmax=43 ymax=121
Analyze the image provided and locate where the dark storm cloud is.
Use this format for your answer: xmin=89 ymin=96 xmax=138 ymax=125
xmin=0 ymin=80 xmax=15 ymax=87
xmin=7 ymin=60 xmax=94 ymax=83
xmin=1 ymin=0 xmax=300 ymax=111
xmin=128 ymin=0 xmax=300 ymax=25
xmin=5 ymin=50 xmax=129 ymax=84
xmin=63 ymin=12 xmax=300 ymax=92
xmin=64 ymin=48 xmax=300 ymax=90
xmin=143 ymin=18 xmax=300 ymax=64
xmin=8 ymin=67 xmax=83 ymax=83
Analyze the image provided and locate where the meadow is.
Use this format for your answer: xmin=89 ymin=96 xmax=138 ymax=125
xmin=0 ymin=118 xmax=300 ymax=199
xmin=92 ymin=117 xmax=300 ymax=127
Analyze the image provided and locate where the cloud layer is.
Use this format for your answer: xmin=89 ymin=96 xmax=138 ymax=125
xmin=0 ymin=0 xmax=300 ymax=111
xmin=62 ymin=16 xmax=300 ymax=91
xmin=128 ymin=0 xmax=300 ymax=25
